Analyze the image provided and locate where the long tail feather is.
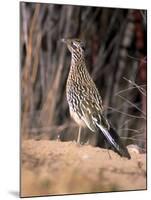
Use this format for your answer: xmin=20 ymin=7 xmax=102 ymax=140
xmin=96 ymin=123 xmax=131 ymax=159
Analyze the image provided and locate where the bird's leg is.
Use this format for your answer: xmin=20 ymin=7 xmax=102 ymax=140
xmin=107 ymin=148 xmax=112 ymax=159
xmin=105 ymin=141 xmax=112 ymax=159
xmin=77 ymin=127 xmax=82 ymax=144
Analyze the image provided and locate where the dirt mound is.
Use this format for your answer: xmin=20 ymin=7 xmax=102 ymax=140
xmin=21 ymin=139 xmax=146 ymax=197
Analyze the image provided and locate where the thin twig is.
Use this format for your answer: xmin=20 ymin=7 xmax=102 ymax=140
xmin=123 ymin=77 xmax=146 ymax=96
xmin=105 ymin=106 xmax=146 ymax=120
xmin=117 ymin=94 xmax=146 ymax=116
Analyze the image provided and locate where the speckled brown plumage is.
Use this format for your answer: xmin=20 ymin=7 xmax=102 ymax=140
xmin=62 ymin=38 xmax=130 ymax=159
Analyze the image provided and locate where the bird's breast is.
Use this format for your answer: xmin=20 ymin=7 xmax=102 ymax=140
xmin=69 ymin=109 xmax=86 ymax=127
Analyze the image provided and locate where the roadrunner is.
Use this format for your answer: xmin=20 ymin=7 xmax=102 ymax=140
xmin=62 ymin=38 xmax=131 ymax=159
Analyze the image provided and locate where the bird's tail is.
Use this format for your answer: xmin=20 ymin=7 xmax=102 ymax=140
xmin=96 ymin=123 xmax=131 ymax=159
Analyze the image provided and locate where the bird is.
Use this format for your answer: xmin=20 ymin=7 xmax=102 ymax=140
xmin=61 ymin=38 xmax=131 ymax=159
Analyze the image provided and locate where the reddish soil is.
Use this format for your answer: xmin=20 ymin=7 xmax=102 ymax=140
xmin=21 ymin=139 xmax=146 ymax=197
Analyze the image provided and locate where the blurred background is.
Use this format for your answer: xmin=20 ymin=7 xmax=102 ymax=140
xmin=20 ymin=2 xmax=147 ymax=152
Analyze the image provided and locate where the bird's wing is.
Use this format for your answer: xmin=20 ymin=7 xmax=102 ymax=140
xmin=80 ymin=98 xmax=109 ymax=132
xmin=80 ymin=99 xmax=131 ymax=159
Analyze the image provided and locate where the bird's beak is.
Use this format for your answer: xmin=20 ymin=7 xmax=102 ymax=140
xmin=60 ymin=38 xmax=67 ymax=44
xmin=60 ymin=38 xmax=72 ymax=52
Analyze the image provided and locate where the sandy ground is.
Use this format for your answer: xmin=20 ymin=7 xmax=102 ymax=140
xmin=21 ymin=139 xmax=146 ymax=197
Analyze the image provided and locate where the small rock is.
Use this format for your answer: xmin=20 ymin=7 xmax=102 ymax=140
xmin=127 ymin=144 xmax=140 ymax=154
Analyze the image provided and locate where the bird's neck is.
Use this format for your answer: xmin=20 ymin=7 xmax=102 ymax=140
xmin=68 ymin=52 xmax=88 ymax=82
xmin=70 ymin=51 xmax=86 ymax=70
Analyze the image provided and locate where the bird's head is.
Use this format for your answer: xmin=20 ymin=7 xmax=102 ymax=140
xmin=61 ymin=38 xmax=85 ymax=55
